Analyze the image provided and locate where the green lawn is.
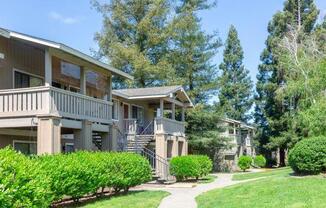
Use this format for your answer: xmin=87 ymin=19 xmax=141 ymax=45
xmin=197 ymin=168 xmax=326 ymax=208
xmin=79 ymin=191 xmax=169 ymax=208
xmin=232 ymin=167 xmax=292 ymax=181
xmin=198 ymin=175 xmax=217 ymax=184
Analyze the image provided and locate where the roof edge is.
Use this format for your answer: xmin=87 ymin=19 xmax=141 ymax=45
xmin=5 ymin=29 xmax=133 ymax=80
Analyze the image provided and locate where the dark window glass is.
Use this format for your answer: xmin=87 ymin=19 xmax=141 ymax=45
xmin=14 ymin=71 xmax=43 ymax=88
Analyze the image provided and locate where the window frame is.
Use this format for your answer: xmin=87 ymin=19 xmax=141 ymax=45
xmin=13 ymin=68 xmax=44 ymax=89
xmin=12 ymin=140 xmax=37 ymax=155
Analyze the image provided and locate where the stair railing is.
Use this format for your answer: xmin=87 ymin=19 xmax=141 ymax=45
xmin=140 ymin=147 xmax=172 ymax=181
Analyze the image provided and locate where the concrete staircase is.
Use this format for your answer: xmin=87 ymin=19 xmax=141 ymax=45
xmin=126 ymin=135 xmax=153 ymax=151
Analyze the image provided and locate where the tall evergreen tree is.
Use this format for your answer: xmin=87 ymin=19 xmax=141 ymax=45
xmin=254 ymin=0 xmax=319 ymax=165
xmin=92 ymin=0 xmax=174 ymax=88
xmin=168 ymin=0 xmax=221 ymax=103
xmin=218 ymin=25 xmax=253 ymax=122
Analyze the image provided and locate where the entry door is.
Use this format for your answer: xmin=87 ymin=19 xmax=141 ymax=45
xmin=124 ymin=104 xmax=129 ymax=119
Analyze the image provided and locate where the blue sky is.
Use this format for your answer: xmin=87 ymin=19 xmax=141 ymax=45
xmin=1 ymin=0 xmax=325 ymax=86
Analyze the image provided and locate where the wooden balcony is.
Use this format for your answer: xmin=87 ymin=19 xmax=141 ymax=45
xmin=154 ymin=117 xmax=185 ymax=136
xmin=0 ymin=86 xmax=112 ymax=124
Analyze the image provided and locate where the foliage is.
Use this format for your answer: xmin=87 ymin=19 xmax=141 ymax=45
xmin=253 ymin=155 xmax=267 ymax=168
xmin=254 ymin=0 xmax=319 ymax=165
xmin=186 ymin=105 xmax=233 ymax=171
xmin=38 ymin=152 xmax=151 ymax=200
xmin=169 ymin=155 xmax=212 ymax=181
xmin=169 ymin=0 xmax=221 ymax=103
xmin=288 ymin=136 xmax=326 ymax=175
xmin=93 ymin=0 xmax=220 ymax=103
xmin=0 ymin=147 xmax=53 ymax=208
xmin=92 ymin=0 xmax=174 ymax=88
xmin=237 ymin=155 xmax=252 ymax=171
xmin=218 ymin=25 xmax=253 ymax=122
xmin=193 ymin=155 xmax=213 ymax=177
xmin=197 ymin=169 xmax=326 ymax=208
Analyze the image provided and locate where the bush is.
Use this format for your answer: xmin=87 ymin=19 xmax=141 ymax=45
xmin=0 ymin=147 xmax=53 ymax=207
xmin=36 ymin=151 xmax=152 ymax=202
xmin=254 ymin=155 xmax=267 ymax=168
xmin=192 ymin=155 xmax=213 ymax=178
xmin=170 ymin=155 xmax=212 ymax=181
xmin=238 ymin=155 xmax=252 ymax=171
xmin=288 ymin=136 xmax=326 ymax=175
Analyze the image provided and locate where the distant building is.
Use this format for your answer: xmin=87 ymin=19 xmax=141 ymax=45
xmin=218 ymin=118 xmax=256 ymax=171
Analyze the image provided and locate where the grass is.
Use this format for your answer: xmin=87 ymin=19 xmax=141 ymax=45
xmin=78 ymin=191 xmax=169 ymax=208
xmin=232 ymin=167 xmax=292 ymax=181
xmin=198 ymin=175 xmax=217 ymax=184
xmin=197 ymin=168 xmax=326 ymax=208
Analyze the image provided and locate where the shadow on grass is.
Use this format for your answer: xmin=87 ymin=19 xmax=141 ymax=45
xmin=52 ymin=190 xmax=146 ymax=208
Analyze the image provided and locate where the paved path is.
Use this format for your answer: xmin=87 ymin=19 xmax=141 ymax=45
xmin=136 ymin=173 xmax=258 ymax=208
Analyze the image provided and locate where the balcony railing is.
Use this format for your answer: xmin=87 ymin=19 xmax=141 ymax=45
xmin=123 ymin=118 xmax=137 ymax=134
xmin=0 ymin=86 xmax=112 ymax=124
xmin=154 ymin=117 xmax=185 ymax=136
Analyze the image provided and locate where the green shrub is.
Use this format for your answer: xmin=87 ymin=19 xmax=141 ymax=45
xmin=192 ymin=155 xmax=213 ymax=177
xmin=238 ymin=155 xmax=252 ymax=171
xmin=36 ymin=151 xmax=152 ymax=201
xmin=254 ymin=155 xmax=267 ymax=168
xmin=170 ymin=155 xmax=212 ymax=181
xmin=0 ymin=147 xmax=53 ymax=207
xmin=288 ymin=136 xmax=326 ymax=175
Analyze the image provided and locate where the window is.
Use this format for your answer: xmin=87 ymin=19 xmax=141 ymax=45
xmin=13 ymin=141 xmax=37 ymax=155
xmin=61 ymin=61 xmax=80 ymax=79
xmin=132 ymin=105 xmax=144 ymax=125
xmin=14 ymin=71 xmax=43 ymax=88
xmin=112 ymin=99 xmax=119 ymax=120
xmin=64 ymin=143 xmax=74 ymax=153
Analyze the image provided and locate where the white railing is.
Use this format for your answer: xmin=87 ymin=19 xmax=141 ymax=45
xmin=0 ymin=86 xmax=112 ymax=124
xmin=154 ymin=117 xmax=185 ymax=136
xmin=124 ymin=118 xmax=137 ymax=134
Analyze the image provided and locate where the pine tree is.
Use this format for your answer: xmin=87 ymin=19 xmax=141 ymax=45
xmin=254 ymin=0 xmax=319 ymax=165
xmin=168 ymin=0 xmax=221 ymax=103
xmin=92 ymin=0 xmax=174 ymax=88
xmin=218 ymin=25 xmax=253 ymax=122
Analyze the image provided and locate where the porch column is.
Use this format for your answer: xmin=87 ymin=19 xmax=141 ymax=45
xmin=74 ymin=120 xmax=93 ymax=150
xmin=37 ymin=115 xmax=61 ymax=155
xmin=128 ymin=104 xmax=132 ymax=119
xmin=171 ymin=102 xmax=175 ymax=120
xmin=107 ymin=75 xmax=112 ymax=102
xmin=181 ymin=106 xmax=185 ymax=122
xmin=44 ymin=48 xmax=52 ymax=86
xmin=160 ymin=98 xmax=164 ymax=118
xmin=80 ymin=67 xmax=86 ymax=95
xmin=102 ymin=126 xmax=113 ymax=151
xmin=172 ymin=136 xmax=178 ymax=157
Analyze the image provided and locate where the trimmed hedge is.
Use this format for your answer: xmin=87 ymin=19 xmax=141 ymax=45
xmin=238 ymin=155 xmax=252 ymax=171
xmin=254 ymin=155 xmax=266 ymax=168
xmin=0 ymin=147 xmax=53 ymax=208
xmin=288 ymin=136 xmax=326 ymax=175
xmin=170 ymin=155 xmax=212 ymax=181
xmin=0 ymin=148 xmax=152 ymax=206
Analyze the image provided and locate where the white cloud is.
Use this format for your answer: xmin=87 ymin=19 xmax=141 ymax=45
xmin=49 ymin=11 xmax=79 ymax=24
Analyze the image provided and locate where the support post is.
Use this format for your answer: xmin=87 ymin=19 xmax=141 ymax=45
xmin=44 ymin=48 xmax=52 ymax=87
xmin=171 ymin=102 xmax=175 ymax=120
xmin=172 ymin=136 xmax=178 ymax=157
xmin=80 ymin=67 xmax=86 ymax=95
xmin=102 ymin=126 xmax=112 ymax=151
xmin=74 ymin=120 xmax=93 ymax=150
xmin=160 ymin=98 xmax=164 ymax=118
xmin=37 ymin=115 xmax=61 ymax=155
xmin=181 ymin=106 xmax=185 ymax=122
xmin=107 ymin=75 xmax=112 ymax=102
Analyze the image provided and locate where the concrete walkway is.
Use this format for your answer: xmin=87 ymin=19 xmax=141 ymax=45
xmin=136 ymin=173 xmax=258 ymax=208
